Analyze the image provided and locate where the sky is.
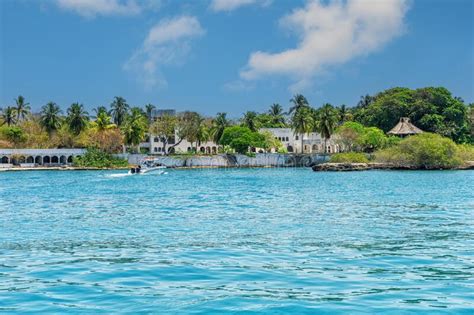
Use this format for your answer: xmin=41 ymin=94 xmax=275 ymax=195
xmin=1 ymin=0 xmax=473 ymax=117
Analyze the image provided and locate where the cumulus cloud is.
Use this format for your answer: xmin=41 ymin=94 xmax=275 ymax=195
xmin=210 ymin=0 xmax=271 ymax=12
xmin=55 ymin=0 xmax=160 ymax=17
xmin=240 ymin=0 xmax=409 ymax=91
xmin=124 ymin=16 xmax=205 ymax=89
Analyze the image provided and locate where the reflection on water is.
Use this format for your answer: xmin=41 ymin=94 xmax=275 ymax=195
xmin=0 ymin=169 xmax=473 ymax=313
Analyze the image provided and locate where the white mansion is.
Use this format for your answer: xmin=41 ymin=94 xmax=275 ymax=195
xmin=143 ymin=128 xmax=340 ymax=155
xmin=142 ymin=109 xmax=340 ymax=155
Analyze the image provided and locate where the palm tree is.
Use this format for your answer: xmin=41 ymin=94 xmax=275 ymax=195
xmin=66 ymin=103 xmax=89 ymax=135
xmin=242 ymin=111 xmax=258 ymax=131
xmin=93 ymin=106 xmax=109 ymax=117
xmin=14 ymin=95 xmax=31 ymax=121
xmin=314 ymin=103 xmax=338 ymax=154
xmin=357 ymin=94 xmax=373 ymax=108
xmin=210 ymin=112 xmax=229 ymax=145
xmin=196 ymin=117 xmax=210 ymax=151
xmin=92 ymin=111 xmax=116 ymax=131
xmin=121 ymin=107 xmax=147 ymax=153
xmin=1 ymin=106 xmax=17 ymax=126
xmin=268 ymin=103 xmax=285 ymax=127
xmin=290 ymin=107 xmax=313 ymax=153
xmin=40 ymin=102 xmax=62 ymax=136
xmin=337 ymin=104 xmax=348 ymax=124
xmin=145 ymin=103 xmax=156 ymax=122
xmin=110 ymin=96 xmax=129 ymax=127
xmin=288 ymin=94 xmax=309 ymax=114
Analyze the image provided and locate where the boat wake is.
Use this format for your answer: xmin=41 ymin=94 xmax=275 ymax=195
xmin=106 ymin=170 xmax=167 ymax=178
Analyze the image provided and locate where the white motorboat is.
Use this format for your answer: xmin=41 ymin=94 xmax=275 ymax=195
xmin=129 ymin=159 xmax=167 ymax=175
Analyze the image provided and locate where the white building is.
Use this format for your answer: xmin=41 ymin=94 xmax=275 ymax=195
xmin=144 ymin=127 xmax=339 ymax=155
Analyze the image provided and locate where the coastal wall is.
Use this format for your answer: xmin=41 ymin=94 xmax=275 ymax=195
xmin=118 ymin=153 xmax=329 ymax=168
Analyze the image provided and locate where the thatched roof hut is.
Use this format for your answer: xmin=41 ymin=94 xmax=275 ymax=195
xmin=388 ymin=117 xmax=423 ymax=136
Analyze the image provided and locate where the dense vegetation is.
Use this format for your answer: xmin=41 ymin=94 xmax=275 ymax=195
xmin=1 ymin=86 xmax=472 ymax=159
xmin=73 ymin=148 xmax=129 ymax=168
xmin=374 ymin=133 xmax=473 ymax=169
xmin=353 ymin=87 xmax=471 ymax=143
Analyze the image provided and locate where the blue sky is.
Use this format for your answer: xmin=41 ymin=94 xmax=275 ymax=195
xmin=1 ymin=0 xmax=473 ymax=117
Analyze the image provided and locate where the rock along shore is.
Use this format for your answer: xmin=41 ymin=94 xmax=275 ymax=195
xmin=312 ymin=161 xmax=474 ymax=171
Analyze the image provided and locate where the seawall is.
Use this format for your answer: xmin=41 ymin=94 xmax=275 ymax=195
xmin=116 ymin=153 xmax=330 ymax=168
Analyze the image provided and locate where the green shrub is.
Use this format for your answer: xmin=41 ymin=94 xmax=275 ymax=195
xmin=73 ymin=148 xmax=129 ymax=168
xmin=375 ymin=133 xmax=463 ymax=169
xmin=329 ymin=152 xmax=369 ymax=163
xmin=457 ymin=144 xmax=474 ymax=161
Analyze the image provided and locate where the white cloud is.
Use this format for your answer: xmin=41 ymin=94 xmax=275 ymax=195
xmin=240 ymin=0 xmax=409 ymax=91
xmin=124 ymin=16 xmax=205 ymax=89
xmin=55 ymin=0 xmax=160 ymax=17
xmin=210 ymin=0 xmax=271 ymax=12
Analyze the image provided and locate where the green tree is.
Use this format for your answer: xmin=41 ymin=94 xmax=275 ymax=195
xmin=290 ymin=107 xmax=313 ymax=153
xmin=94 ymin=106 xmax=109 ymax=116
xmin=335 ymin=121 xmax=366 ymax=152
xmin=40 ymin=102 xmax=62 ymax=136
xmin=289 ymin=94 xmax=310 ymax=114
xmin=66 ymin=103 xmax=89 ymax=135
xmin=358 ymin=127 xmax=387 ymax=152
xmin=14 ymin=95 xmax=31 ymax=121
xmin=210 ymin=112 xmax=229 ymax=145
xmin=242 ymin=111 xmax=258 ymax=131
xmin=2 ymin=126 xmax=26 ymax=147
xmin=1 ymin=106 xmax=17 ymax=126
xmin=176 ymin=111 xmax=202 ymax=151
xmin=196 ymin=117 xmax=210 ymax=149
xmin=353 ymin=87 xmax=471 ymax=143
xmin=93 ymin=111 xmax=116 ymax=131
xmin=121 ymin=107 xmax=147 ymax=153
xmin=268 ymin=103 xmax=286 ymax=127
xmin=220 ymin=126 xmax=263 ymax=154
xmin=314 ymin=104 xmax=338 ymax=153
xmin=110 ymin=96 xmax=129 ymax=127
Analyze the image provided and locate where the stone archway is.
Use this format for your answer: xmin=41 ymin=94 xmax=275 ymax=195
xmin=43 ymin=156 xmax=51 ymax=164
xmin=19 ymin=156 xmax=26 ymax=163
xmin=35 ymin=156 xmax=42 ymax=165
xmin=60 ymin=155 xmax=67 ymax=164
xmin=287 ymin=145 xmax=294 ymax=153
xmin=1 ymin=156 xmax=9 ymax=164
xmin=67 ymin=156 xmax=73 ymax=163
xmin=206 ymin=147 xmax=211 ymax=154
xmin=26 ymin=156 xmax=34 ymax=163
xmin=212 ymin=147 xmax=217 ymax=154
xmin=51 ymin=156 xmax=59 ymax=163
xmin=200 ymin=147 xmax=205 ymax=153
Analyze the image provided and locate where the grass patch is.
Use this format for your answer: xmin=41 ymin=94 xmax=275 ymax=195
xmin=329 ymin=152 xmax=369 ymax=163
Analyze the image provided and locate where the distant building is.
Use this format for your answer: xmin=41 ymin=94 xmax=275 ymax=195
xmin=144 ymin=124 xmax=340 ymax=155
xmin=0 ymin=149 xmax=85 ymax=167
xmin=261 ymin=128 xmax=340 ymax=154
xmin=388 ymin=117 xmax=423 ymax=137
xmin=150 ymin=109 xmax=176 ymax=120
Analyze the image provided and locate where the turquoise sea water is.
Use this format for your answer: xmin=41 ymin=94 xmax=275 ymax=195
xmin=0 ymin=168 xmax=473 ymax=314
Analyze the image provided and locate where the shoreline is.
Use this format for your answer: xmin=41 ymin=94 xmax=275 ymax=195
xmin=2 ymin=163 xmax=474 ymax=172
xmin=312 ymin=162 xmax=474 ymax=172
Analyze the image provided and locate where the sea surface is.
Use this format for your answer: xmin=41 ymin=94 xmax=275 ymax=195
xmin=0 ymin=168 xmax=473 ymax=314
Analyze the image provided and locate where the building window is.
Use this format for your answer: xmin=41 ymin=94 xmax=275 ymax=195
xmin=285 ymin=137 xmax=289 ymax=141
xmin=295 ymin=136 xmax=299 ymax=140
xmin=154 ymin=147 xmax=158 ymax=152
xmin=154 ymin=137 xmax=159 ymax=143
